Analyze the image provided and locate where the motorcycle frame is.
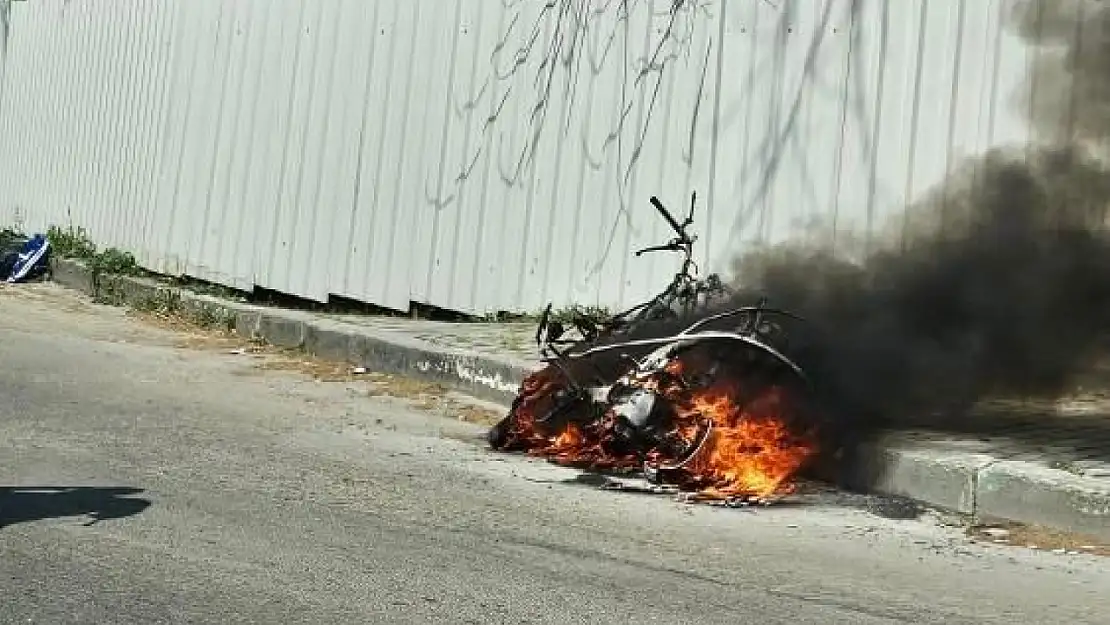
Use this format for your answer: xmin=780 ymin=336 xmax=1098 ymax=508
xmin=501 ymin=193 xmax=812 ymax=481
xmin=531 ymin=192 xmax=808 ymax=393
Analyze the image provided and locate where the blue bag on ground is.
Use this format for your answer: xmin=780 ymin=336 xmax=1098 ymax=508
xmin=0 ymin=233 xmax=51 ymax=283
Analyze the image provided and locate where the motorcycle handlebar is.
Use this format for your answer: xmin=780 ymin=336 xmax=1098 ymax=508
xmin=649 ymin=196 xmax=689 ymax=242
xmin=635 ymin=242 xmax=683 ymax=256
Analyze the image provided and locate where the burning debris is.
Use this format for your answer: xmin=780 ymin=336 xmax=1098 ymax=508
xmin=494 ymin=353 xmax=818 ymax=501
xmin=489 ymin=196 xmax=823 ymax=502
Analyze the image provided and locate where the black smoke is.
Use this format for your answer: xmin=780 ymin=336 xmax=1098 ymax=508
xmin=732 ymin=146 xmax=1110 ymax=431
xmin=726 ymin=0 xmax=1110 ymax=434
xmin=578 ymin=1 xmax=1110 ymax=438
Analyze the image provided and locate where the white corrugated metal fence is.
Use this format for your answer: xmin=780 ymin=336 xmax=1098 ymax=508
xmin=0 ymin=0 xmax=1076 ymax=314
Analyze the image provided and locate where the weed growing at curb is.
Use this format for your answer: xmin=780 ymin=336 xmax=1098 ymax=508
xmin=130 ymin=287 xmax=238 ymax=333
xmin=42 ymin=223 xmax=243 ymax=335
xmin=46 ymin=224 xmax=142 ymax=304
xmin=485 ymin=304 xmax=613 ymax=325
xmin=549 ymin=304 xmax=612 ymax=325
xmin=45 ymin=224 xmax=98 ymax=259
xmin=1 ymin=226 xmax=26 ymax=248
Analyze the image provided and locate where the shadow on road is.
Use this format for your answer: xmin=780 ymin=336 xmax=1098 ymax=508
xmin=0 ymin=486 xmax=151 ymax=529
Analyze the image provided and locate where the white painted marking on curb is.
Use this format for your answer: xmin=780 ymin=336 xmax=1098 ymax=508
xmin=454 ymin=361 xmax=519 ymax=394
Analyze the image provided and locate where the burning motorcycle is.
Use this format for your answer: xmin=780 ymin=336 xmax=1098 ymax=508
xmin=488 ymin=194 xmax=821 ymax=502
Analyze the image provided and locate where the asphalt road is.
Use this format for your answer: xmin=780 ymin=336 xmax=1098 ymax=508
xmin=1 ymin=284 xmax=1107 ymax=624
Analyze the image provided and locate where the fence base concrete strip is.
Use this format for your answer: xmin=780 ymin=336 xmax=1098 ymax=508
xmin=48 ymin=258 xmax=1110 ymax=541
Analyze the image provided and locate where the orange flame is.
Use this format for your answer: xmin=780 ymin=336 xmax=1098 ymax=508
xmin=672 ymin=385 xmax=816 ymax=499
xmin=497 ymin=352 xmax=818 ymax=500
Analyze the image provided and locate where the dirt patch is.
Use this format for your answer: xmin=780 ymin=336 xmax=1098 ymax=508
xmin=453 ymin=403 xmax=504 ymax=426
xmin=1 ymin=280 xmax=96 ymax=314
xmin=128 ymin=308 xmax=504 ymax=426
xmin=968 ymin=522 xmax=1110 ymax=557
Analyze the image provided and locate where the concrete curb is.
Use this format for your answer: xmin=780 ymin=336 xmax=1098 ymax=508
xmin=48 ymin=258 xmax=1110 ymax=541
xmin=841 ymin=440 xmax=1110 ymax=540
xmin=48 ymin=259 xmax=536 ymax=406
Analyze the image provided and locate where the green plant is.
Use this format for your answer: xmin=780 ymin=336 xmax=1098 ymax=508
xmin=86 ymin=248 xmax=139 ymax=304
xmin=132 ymin=288 xmax=183 ymax=316
xmin=191 ymin=302 xmax=238 ymax=332
xmin=132 ymin=288 xmax=237 ymax=332
xmin=483 ymin=304 xmax=615 ymax=325
xmin=46 ymin=223 xmax=138 ymax=274
xmin=548 ymin=304 xmax=612 ymax=326
xmin=87 ymin=246 xmax=139 ymax=276
xmin=45 ymin=222 xmax=143 ymax=301
xmin=45 ymin=224 xmax=97 ymax=259
xmin=1 ymin=226 xmax=24 ymax=242
xmin=164 ymin=274 xmax=245 ymax=302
